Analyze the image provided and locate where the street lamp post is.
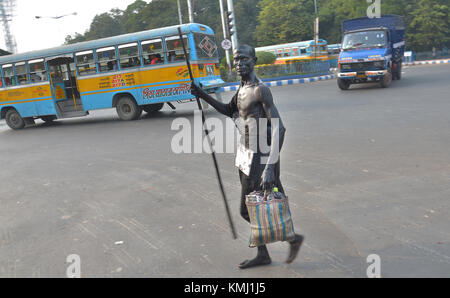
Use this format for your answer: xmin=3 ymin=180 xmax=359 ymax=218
xmin=187 ymin=0 xmax=194 ymax=23
xmin=35 ymin=12 xmax=78 ymax=47
xmin=177 ymin=0 xmax=183 ymax=25
xmin=313 ymin=0 xmax=319 ymax=65
xmin=35 ymin=12 xmax=77 ymax=19
xmin=219 ymin=0 xmax=232 ymax=75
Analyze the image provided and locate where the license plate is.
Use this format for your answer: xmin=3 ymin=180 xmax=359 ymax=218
xmin=357 ymin=74 xmax=366 ymax=78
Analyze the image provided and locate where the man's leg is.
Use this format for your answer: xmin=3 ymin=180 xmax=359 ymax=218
xmin=274 ymin=162 xmax=304 ymax=264
xmin=238 ymin=170 xmax=271 ymax=269
xmin=286 ymin=235 xmax=304 ymax=264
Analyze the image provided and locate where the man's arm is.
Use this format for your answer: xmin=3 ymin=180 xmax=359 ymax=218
xmin=255 ymin=85 xmax=286 ymax=190
xmin=191 ymin=83 xmax=237 ymax=118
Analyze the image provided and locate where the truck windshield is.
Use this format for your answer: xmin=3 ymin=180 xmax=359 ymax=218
xmin=342 ymin=30 xmax=387 ymax=50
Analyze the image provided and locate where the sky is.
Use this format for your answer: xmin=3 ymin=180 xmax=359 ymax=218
xmin=2 ymin=0 xmax=138 ymax=53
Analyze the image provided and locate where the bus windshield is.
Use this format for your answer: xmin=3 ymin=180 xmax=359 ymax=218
xmin=342 ymin=30 xmax=387 ymax=50
xmin=194 ymin=33 xmax=218 ymax=59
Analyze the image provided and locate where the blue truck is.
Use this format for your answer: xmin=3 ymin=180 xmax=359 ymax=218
xmin=337 ymin=15 xmax=405 ymax=90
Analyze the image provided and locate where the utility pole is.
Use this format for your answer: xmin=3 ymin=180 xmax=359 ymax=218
xmin=219 ymin=0 xmax=232 ymax=75
xmin=313 ymin=0 xmax=319 ymax=64
xmin=226 ymin=0 xmax=238 ymax=52
xmin=0 ymin=0 xmax=17 ymax=53
xmin=187 ymin=0 xmax=194 ymax=23
xmin=177 ymin=0 xmax=183 ymax=25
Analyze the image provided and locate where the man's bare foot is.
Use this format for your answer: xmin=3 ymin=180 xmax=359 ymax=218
xmin=239 ymin=245 xmax=271 ymax=269
xmin=238 ymin=255 xmax=272 ymax=269
xmin=286 ymin=234 xmax=304 ymax=264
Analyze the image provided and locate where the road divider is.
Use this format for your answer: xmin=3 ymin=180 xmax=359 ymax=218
xmin=219 ymin=74 xmax=337 ymax=92
xmin=404 ymin=59 xmax=450 ymax=66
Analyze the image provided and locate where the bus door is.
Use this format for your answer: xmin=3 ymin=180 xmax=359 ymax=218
xmin=47 ymin=56 xmax=85 ymax=117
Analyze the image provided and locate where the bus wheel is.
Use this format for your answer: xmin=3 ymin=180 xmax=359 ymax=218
xmin=5 ymin=109 xmax=25 ymax=130
xmin=116 ymin=96 xmax=142 ymax=120
xmin=41 ymin=115 xmax=57 ymax=123
xmin=337 ymin=78 xmax=350 ymax=90
xmin=143 ymin=103 xmax=164 ymax=113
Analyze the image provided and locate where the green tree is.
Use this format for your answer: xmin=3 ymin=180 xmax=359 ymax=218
xmin=122 ymin=0 xmax=149 ymax=33
xmin=316 ymin=0 xmax=367 ymax=44
xmin=84 ymin=11 xmax=123 ymax=40
xmin=255 ymin=0 xmax=316 ymax=46
xmin=233 ymin=0 xmax=261 ymax=46
xmin=64 ymin=0 xmax=450 ymax=54
xmin=407 ymin=0 xmax=450 ymax=51
xmin=256 ymin=51 xmax=276 ymax=64
xmin=65 ymin=32 xmax=86 ymax=44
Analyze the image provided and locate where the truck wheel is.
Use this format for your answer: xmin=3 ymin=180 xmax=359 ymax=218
xmin=395 ymin=63 xmax=402 ymax=80
xmin=116 ymin=96 xmax=142 ymax=120
xmin=5 ymin=109 xmax=25 ymax=130
xmin=337 ymin=78 xmax=350 ymax=90
xmin=41 ymin=115 xmax=57 ymax=123
xmin=143 ymin=103 xmax=164 ymax=113
xmin=380 ymin=68 xmax=392 ymax=88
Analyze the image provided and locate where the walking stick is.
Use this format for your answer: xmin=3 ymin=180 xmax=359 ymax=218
xmin=177 ymin=27 xmax=237 ymax=239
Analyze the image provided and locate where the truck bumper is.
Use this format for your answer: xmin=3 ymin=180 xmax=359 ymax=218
xmin=338 ymin=70 xmax=387 ymax=79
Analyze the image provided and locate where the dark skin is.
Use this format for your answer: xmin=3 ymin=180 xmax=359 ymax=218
xmin=191 ymin=44 xmax=285 ymax=190
xmin=191 ymin=44 xmax=302 ymax=269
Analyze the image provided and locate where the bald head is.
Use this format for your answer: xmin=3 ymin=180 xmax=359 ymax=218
xmin=233 ymin=44 xmax=256 ymax=58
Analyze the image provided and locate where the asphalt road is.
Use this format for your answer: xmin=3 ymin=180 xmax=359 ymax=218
xmin=0 ymin=64 xmax=449 ymax=277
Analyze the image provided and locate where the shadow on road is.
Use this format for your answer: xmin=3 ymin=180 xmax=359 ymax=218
xmin=1 ymin=108 xmax=223 ymax=132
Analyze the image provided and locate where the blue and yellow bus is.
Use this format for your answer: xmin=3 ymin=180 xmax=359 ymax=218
xmin=255 ymin=39 xmax=328 ymax=64
xmin=0 ymin=23 xmax=224 ymax=129
xmin=327 ymin=43 xmax=341 ymax=68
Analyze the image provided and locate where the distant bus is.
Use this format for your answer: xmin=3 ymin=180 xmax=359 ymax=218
xmin=0 ymin=23 xmax=224 ymax=129
xmin=327 ymin=43 xmax=341 ymax=68
xmin=255 ymin=39 xmax=328 ymax=64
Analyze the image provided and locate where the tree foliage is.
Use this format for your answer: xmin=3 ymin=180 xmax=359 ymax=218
xmin=256 ymin=51 xmax=276 ymax=65
xmin=65 ymin=0 xmax=450 ymax=53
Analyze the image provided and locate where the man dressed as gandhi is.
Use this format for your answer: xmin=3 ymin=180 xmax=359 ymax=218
xmin=191 ymin=44 xmax=304 ymax=269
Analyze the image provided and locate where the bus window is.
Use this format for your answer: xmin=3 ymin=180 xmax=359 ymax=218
xmin=276 ymin=49 xmax=283 ymax=58
xmin=76 ymin=50 xmax=96 ymax=76
xmin=29 ymin=59 xmax=47 ymax=82
xmin=284 ymin=48 xmax=290 ymax=57
xmin=141 ymin=39 xmax=164 ymax=66
xmin=96 ymin=46 xmax=118 ymax=72
xmin=118 ymin=43 xmax=140 ymax=69
xmin=15 ymin=62 xmax=29 ymax=85
xmin=292 ymin=47 xmax=300 ymax=57
xmin=300 ymin=48 xmax=307 ymax=55
xmin=165 ymin=35 xmax=189 ymax=62
xmin=2 ymin=64 xmax=15 ymax=86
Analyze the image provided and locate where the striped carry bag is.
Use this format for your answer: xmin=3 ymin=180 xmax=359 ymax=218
xmin=245 ymin=189 xmax=295 ymax=247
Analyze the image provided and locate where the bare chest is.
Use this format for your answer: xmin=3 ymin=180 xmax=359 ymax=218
xmin=237 ymin=86 xmax=265 ymax=119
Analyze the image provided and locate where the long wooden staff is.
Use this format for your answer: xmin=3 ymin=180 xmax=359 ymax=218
xmin=177 ymin=27 xmax=237 ymax=239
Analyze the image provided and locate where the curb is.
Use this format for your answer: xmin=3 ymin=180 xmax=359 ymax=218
xmin=404 ymin=59 xmax=450 ymax=66
xmin=219 ymin=74 xmax=337 ymax=92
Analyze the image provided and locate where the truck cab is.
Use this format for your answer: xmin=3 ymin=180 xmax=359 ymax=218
xmin=337 ymin=15 xmax=405 ymax=90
